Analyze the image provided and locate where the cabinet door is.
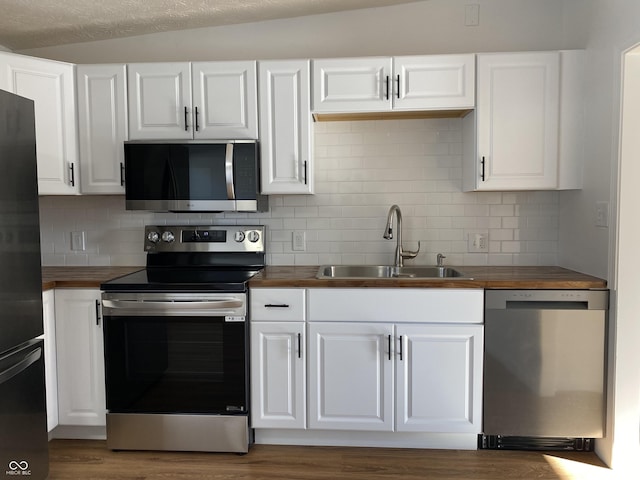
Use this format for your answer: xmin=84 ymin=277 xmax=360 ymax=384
xmin=54 ymin=289 xmax=106 ymax=427
xmin=308 ymin=322 xmax=393 ymax=431
xmin=259 ymin=60 xmax=313 ymax=194
xmin=0 ymin=52 xmax=78 ymax=195
xmin=312 ymin=57 xmax=391 ymax=112
xmin=42 ymin=290 xmax=58 ymax=433
xmin=475 ymin=52 xmax=560 ymax=190
xmin=251 ymin=322 xmax=305 ymax=429
xmin=396 ymin=324 xmax=483 ymax=433
xmin=393 ymin=54 xmax=475 ymax=110
xmin=77 ymin=64 xmax=127 ymax=194
xmin=127 ymin=62 xmax=192 ymax=140
xmin=192 ymin=61 xmax=258 ymax=139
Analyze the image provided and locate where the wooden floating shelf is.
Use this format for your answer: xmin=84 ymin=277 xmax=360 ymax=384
xmin=312 ymin=109 xmax=473 ymax=122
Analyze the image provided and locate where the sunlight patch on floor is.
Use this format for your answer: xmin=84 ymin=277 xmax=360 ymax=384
xmin=544 ymin=454 xmax=621 ymax=480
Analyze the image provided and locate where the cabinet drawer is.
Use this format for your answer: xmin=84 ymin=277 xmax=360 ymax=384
xmin=250 ymin=289 xmax=306 ymax=321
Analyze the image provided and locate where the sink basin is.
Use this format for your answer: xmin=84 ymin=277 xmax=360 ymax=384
xmin=316 ymin=265 xmax=472 ymax=280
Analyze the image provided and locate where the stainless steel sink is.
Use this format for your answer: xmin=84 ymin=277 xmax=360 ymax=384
xmin=316 ymin=265 xmax=472 ymax=280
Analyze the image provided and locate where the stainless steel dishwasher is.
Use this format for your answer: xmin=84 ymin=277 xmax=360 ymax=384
xmin=481 ymin=289 xmax=608 ymax=450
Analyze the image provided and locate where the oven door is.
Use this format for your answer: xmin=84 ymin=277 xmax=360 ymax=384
xmin=101 ymin=292 xmax=248 ymax=415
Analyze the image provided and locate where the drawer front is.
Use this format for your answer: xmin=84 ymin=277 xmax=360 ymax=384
xmin=250 ymin=288 xmax=306 ymax=321
xmin=307 ymin=288 xmax=483 ymax=324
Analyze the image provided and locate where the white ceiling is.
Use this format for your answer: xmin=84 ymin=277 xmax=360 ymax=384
xmin=1 ymin=0 xmax=422 ymax=50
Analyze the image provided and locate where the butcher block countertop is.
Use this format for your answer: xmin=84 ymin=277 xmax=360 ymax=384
xmin=41 ymin=266 xmax=142 ymax=290
xmin=250 ymin=265 xmax=607 ymax=289
xmin=40 ymin=265 xmax=606 ymax=290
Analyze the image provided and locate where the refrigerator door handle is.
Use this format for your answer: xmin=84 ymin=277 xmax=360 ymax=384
xmin=0 ymin=347 xmax=42 ymax=387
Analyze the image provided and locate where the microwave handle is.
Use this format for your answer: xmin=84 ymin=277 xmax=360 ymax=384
xmin=225 ymin=143 xmax=236 ymax=200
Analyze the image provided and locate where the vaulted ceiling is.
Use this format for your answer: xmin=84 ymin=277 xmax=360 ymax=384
xmin=1 ymin=0 xmax=423 ymax=50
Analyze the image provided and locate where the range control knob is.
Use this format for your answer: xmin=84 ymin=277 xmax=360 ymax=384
xmin=234 ymin=231 xmax=246 ymax=243
xmin=161 ymin=231 xmax=175 ymax=243
xmin=147 ymin=231 xmax=160 ymax=243
xmin=247 ymin=230 xmax=260 ymax=243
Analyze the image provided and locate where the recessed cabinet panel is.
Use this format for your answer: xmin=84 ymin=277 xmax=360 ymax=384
xmin=250 ymin=322 xmax=305 ymax=429
xmin=128 ymin=63 xmax=192 ymax=140
xmin=471 ymin=52 xmax=560 ymax=190
xmin=0 ymin=52 xmax=79 ymax=194
xmin=394 ymin=55 xmax=475 ymax=110
xmin=312 ymin=57 xmax=391 ymax=112
xmin=308 ymin=322 xmax=394 ymax=432
xmin=259 ymin=60 xmax=313 ymax=194
xmin=77 ymin=64 xmax=127 ymax=194
xmin=396 ymin=324 xmax=483 ymax=433
xmin=192 ymin=61 xmax=258 ymax=139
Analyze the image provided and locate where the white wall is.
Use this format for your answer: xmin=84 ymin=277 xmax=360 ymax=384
xmin=39 ymin=118 xmax=559 ymax=267
xmin=19 ymin=0 xmax=584 ymax=63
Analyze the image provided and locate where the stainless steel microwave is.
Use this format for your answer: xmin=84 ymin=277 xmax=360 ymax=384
xmin=124 ymin=140 xmax=268 ymax=212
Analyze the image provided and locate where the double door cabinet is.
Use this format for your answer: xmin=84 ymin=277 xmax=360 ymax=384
xmin=250 ymin=288 xmax=484 ymax=435
xmin=127 ymin=61 xmax=258 ymax=140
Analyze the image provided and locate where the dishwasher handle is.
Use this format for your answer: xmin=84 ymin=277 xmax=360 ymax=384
xmin=485 ymin=290 xmax=609 ymax=310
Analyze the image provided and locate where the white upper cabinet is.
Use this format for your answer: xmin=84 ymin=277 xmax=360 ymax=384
xmin=77 ymin=64 xmax=128 ymax=194
xmin=259 ymin=60 xmax=313 ymax=194
xmin=127 ymin=61 xmax=257 ymax=140
xmin=312 ymin=54 xmax=475 ymax=113
xmin=463 ymin=52 xmax=560 ymax=190
xmin=0 ymin=52 xmax=79 ymax=195
xmin=192 ymin=61 xmax=258 ymax=139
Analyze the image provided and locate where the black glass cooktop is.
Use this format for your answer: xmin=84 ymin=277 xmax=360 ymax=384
xmin=100 ymin=267 xmax=262 ymax=292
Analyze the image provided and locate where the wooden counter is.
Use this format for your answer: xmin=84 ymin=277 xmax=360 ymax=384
xmin=41 ymin=266 xmax=142 ymax=290
xmin=41 ymin=265 xmax=607 ymax=291
xmin=250 ymin=265 xmax=607 ymax=289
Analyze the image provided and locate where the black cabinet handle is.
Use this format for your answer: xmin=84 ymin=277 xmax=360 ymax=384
xmin=264 ymin=304 xmax=290 ymax=308
xmin=399 ymin=335 xmax=404 ymax=361
xmin=385 ymin=75 xmax=390 ymax=100
xmin=120 ymin=162 xmax=125 ymax=186
xmin=480 ymin=156 xmax=486 ymax=182
xmin=303 ymin=161 xmax=308 ymax=185
xmin=184 ymin=106 xmax=189 ymax=131
xmin=396 ymin=74 xmax=400 ymax=99
xmin=69 ymin=163 xmax=75 ymax=187
xmin=388 ymin=334 xmax=392 ymax=361
xmin=195 ymin=106 xmax=200 ymax=132
xmin=297 ymin=333 xmax=302 ymax=359
xmin=95 ymin=300 xmax=101 ymax=326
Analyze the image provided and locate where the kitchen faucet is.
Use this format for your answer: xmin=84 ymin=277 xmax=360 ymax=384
xmin=383 ymin=204 xmax=420 ymax=268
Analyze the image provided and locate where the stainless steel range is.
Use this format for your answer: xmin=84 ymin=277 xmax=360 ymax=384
xmin=100 ymin=225 xmax=265 ymax=453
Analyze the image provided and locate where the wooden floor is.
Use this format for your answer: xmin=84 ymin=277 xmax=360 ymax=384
xmin=47 ymin=439 xmax=617 ymax=480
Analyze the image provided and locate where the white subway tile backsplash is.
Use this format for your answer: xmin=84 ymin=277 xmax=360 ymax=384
xmin=39 ymin=118 xmax=559 ymax=267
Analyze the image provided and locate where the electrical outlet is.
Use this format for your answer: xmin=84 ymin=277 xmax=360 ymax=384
xmin=292 ymin=231 xmax=306 ymax=251
xmin=465 ymin=4 xmax=480 ymax=26
xmin=595 ymin=201 xmax=609 ymax=227
xmin=71 ymin=231 xmax=86 ymax=251
xmin=468 ymin=231 xmax=488 ymax=252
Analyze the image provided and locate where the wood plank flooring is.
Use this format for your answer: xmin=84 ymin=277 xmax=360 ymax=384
xmin=48 ymin=439 xmax=616 ymax=480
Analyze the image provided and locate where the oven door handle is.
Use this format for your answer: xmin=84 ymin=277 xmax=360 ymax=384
xmin=101 ymin=299 xmax=244 ymax=311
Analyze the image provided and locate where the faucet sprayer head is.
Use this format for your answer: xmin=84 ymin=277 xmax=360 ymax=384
xmin=383 ymin=226 xmax=393 ymax=240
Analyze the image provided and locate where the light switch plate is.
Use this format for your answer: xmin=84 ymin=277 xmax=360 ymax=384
xmin=467 ymin=230 xmax=488 ymax=252
xmin=293 ymin=231 xmax=306 ymax=251
xmin=71 ymin=231 xmax=86 ymax=251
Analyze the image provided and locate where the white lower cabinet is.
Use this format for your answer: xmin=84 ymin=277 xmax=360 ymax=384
xmin=250 ymin=289 xmax=306 ymax=429
xmin=308 ymin=322 xmax=394 ymax=431
xmin=251 ymin=322 xmax=306 ymax=429
xmin=395 ymin=324 xmax=483 ymax=433
xmin=54 ymin=289 xmax=106 ymax=427
xmin=251 ymin=287 xmax=484 ymax=444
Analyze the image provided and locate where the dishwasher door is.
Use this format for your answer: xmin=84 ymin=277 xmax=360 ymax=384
xmin=483 ymin=290 xmax=608 ymax=438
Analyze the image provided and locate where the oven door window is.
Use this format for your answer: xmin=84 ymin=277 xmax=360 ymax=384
xmin=104 ymin=315 xmax=247 ymax=414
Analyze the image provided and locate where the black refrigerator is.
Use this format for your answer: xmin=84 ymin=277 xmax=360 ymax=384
xmin=0 ymin=89 xmax=49 ymax=479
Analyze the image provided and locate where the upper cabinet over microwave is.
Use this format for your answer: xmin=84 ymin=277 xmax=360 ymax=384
xmin=127 ymin=61 xmax=258 ymax=141
xmin=312 ymin=54 xmax=475 ymax=114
